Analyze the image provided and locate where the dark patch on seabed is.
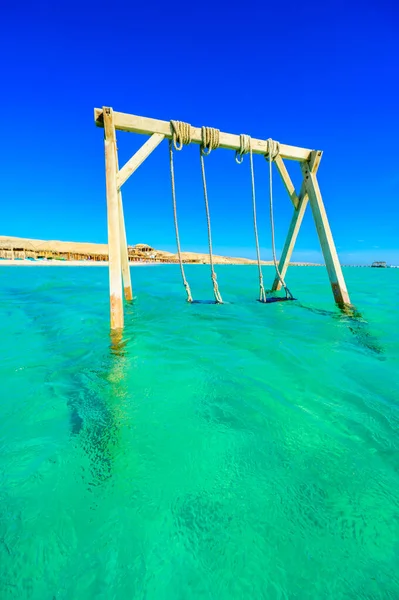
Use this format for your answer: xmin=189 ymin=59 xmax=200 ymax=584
xmin=192 ymin=299 xmax=225 ymax=304
xmin=297 ymin=301 xmax=384 ymax=357
xmin=10 ymin=287 xmax=121 ymax=486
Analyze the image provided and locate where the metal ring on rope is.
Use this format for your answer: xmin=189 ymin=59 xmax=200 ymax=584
xmin=264 ymin=138 xmax=294 ymax=300
xmin=200 ymin=126 xmax=223 ymax=303
xmin=169 ymin=120 xmax=193 ymax=302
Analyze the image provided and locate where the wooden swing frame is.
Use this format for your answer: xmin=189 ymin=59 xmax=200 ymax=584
xmin=95 ymin=106 xmax=351 ymax=330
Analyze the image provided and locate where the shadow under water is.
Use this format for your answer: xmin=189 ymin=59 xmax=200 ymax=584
xmin=297 ymin=301 xmax=384 ymax=357
xmin=11 ymin=288 xmax=126 ymax=487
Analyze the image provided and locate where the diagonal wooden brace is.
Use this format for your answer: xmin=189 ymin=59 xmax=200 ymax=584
xmin=271 ymin=151 xmax=322 ymax=291
xmin=274 ymin=155 xmax=299 ymax=209
xmin=117 ymin=133 xmax=165 ymax=189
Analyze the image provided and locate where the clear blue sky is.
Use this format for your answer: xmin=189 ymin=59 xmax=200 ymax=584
xmin=1 ymin=0 xmax=398 ymax=264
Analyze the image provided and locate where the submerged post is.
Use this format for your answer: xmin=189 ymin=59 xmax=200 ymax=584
xmin=103 ymin=107 xmax=124 ymax=329
xmin=301 ymin=162 xmax=351 ymax=305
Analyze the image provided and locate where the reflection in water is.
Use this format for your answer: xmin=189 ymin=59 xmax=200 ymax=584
xmin=297 ymin=302 xmax=384 ymax=356
xmin=14 ymin=287 xmax=129 ymax=487
xmin=68 ymin=333 xmax=129 ymax=486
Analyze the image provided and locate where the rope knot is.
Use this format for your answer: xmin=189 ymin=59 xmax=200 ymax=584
xmin=235 ymin=134 xmax=251 ymax=164
xmin=201 ymin=126 xmax=220 ymax=156
xmin=184 ymin=281 xmax=193 ymax=303
xmin=265 ymin=138 xmax=280 ymax=162
xmin=170 ymin=120 xmax=192 ymax=151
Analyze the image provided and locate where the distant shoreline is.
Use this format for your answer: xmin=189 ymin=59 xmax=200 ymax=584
xmin=0 ymin=260 xmax=155 ymax=267
xmin=0 ymin=259 xmax=325 ymax=267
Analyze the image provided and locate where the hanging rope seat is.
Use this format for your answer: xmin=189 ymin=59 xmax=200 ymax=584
xmin=236 ymin=135 xmax=294 ymax=302
xmin=264 ymin=138 xmax=294 ymax=301
xmin=169 ymin=122 xmax=291 ymax=306
xmin=236 ymin=134 xmax=267 ymax=302
xmin=169 ymin=120 xmax=193 ymax=302
xmin=199 ymin=126 xmax=223 ymax=304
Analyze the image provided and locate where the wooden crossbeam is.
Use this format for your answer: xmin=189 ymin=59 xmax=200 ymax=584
xmin=95 ymin=108 xmax=313 ymax=162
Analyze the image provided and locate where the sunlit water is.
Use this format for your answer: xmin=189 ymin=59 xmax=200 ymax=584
xmin=0 ymin=265 xmax=398 ymax=599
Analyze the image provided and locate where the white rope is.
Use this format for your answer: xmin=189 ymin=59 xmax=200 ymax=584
xmin=200 ymin=126 xmax=220 ymax=156
xmin=168 ymin=122 xmax=193 ymax=302
xmin=200 ymin=127 xmax=223 ymax=303
xmin=265 ymin=138 xmax=293 ymax=299
xmin=235 ymin=135 xmax=266 ymax=302
xmin=235 ymin=134 xmax=251 ymax=164
xmin=170 ymin=120 xmax=192 ymax=150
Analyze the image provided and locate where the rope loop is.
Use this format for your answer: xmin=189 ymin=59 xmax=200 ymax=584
xmin=200 ymin=126 xmax=220 ymax=156
xmin=265 ymin=138 xmax=294 ymax=300
xmin=246 ymin=144 xmax=267 ymax=302
xmin=168 ymin=138 xmax=194 ymax=303
xmin=264 ymin=138 xmax=280 ymax=162
xmin=170 ymin=120 xmax=192 ymax=151
xmin=183 ymin=281 xmax=193 ymax=303
xmin=199 ymin=141 xmax=223 ymax=303
xmin=235 ymin=134 xmax=251 ymax=164
xmin=211 ymin=272 xmax=223 ymax=304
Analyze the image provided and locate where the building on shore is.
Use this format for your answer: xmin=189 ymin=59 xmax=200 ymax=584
xmin=0 ymin=237 xmax=171 ymax=263
xmin=371 ymin=261 xmax=387 ymax=268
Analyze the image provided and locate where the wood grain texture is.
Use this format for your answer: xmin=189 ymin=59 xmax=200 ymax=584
xmin=95 ymin=108 xmax=313 ymax=162
xmin=103 ymin=108 xmax=124 ymax=329
xmin=302 ymin=159 xmax=351 ymax=305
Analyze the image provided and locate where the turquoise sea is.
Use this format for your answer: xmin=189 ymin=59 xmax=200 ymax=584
xmin=0 ymin=264 xmax=398 ymax=599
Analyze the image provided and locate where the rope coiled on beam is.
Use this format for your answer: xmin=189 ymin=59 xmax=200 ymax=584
xmin=265 ymin=138 xmax=293 ymax=300
xmin=170 ymin=120 xmax=192 ymax=150
xmin=169 ymin=121 xmax=193 ymax=302
xmin=200 ymin=126 xmax=220 ymax=156
xmin=200 ymin=126 xmax=223 ymax=303
xmin=235 ymin=134 xmax=251 ymax=164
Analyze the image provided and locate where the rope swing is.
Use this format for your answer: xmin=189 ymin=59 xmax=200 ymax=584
xmin=235 ymin=134 xmax=267 ymax=302
xmin=168 ymin=123 xmax=292 ymax=306
xmin=265 ymin=138 xmax=293 ymax=300
xmin=200 ymin=126 xmax=223 ymax=304
xmin=169 ymin=120 xmax=193 ymax=302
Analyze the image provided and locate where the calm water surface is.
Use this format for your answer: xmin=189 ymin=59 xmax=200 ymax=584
xmin=0 ymin=265 xmax=398 ymax=599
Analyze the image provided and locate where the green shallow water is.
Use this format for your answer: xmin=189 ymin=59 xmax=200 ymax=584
xmin=0 ymin=265 xmax=398 ymax=599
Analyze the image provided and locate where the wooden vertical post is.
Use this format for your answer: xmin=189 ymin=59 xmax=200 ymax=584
xmin=302 ymin=161 xmax=351 ymax=306
xmin=114 ymin=143 xmax=133 ymax=301
xmin=118 ymin=197 xmax=133 ymax=300
xmin=103 ymin=107 xmax=124 ymax=330
xmin=271 ymin=151 xmax=322 ymax=291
